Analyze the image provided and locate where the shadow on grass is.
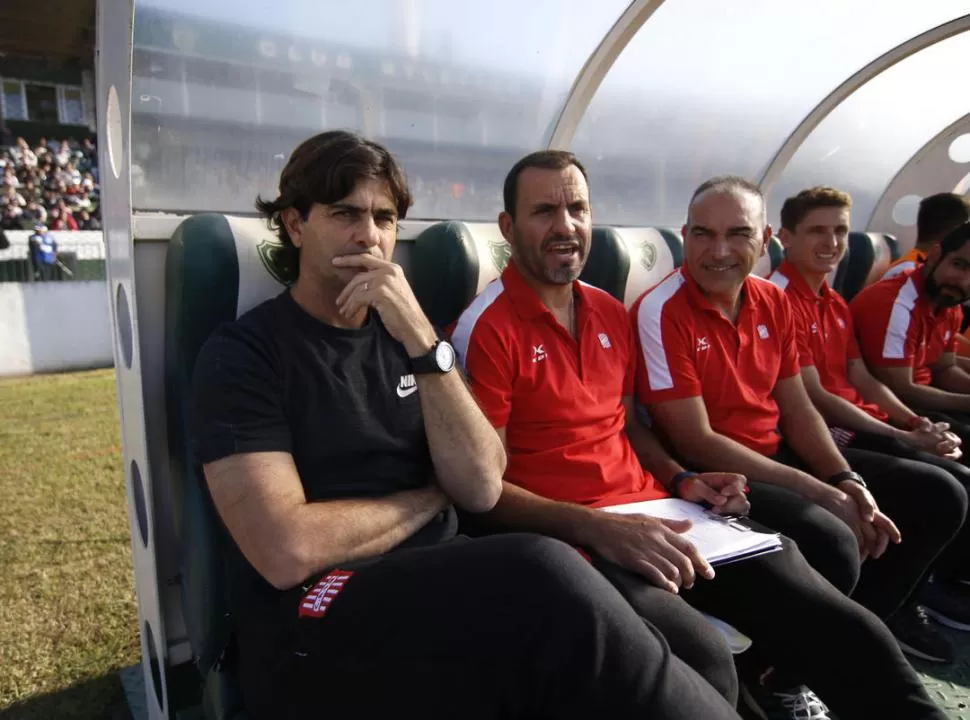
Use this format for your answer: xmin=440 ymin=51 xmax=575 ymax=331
xmin=1 ymin=672 xmax=133 ymax=720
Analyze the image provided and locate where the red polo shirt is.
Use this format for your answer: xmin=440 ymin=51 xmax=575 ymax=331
xmin=632 ymin=266 xmax=800 ymax=457
xmin=849 ymin=267 xmax=962 ymax=386
xmin=769 ymin=261 xmax=887 ymax=421
xmin=452 ymin=260 xmax=666 ymax=507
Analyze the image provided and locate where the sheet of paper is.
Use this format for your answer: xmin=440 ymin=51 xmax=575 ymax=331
xmin=601 ymin=498 xmax=781 ymax=565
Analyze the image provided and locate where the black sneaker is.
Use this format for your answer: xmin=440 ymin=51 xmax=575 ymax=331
xmin=921 ymin=580 xmax=970 ymax=631
xmin=887 ymin=602 xmax=954 ymax=663
xmin=740 ymin=682 xmax=831 ymax=720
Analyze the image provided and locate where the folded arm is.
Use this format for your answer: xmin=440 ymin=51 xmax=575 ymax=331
xmin=204 ymin=451 xmax=450 ymax=590
xmin=416 ymin=367 xmax=506 ymax=513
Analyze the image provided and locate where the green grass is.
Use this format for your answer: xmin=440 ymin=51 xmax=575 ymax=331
xmin=0 ymin=369 xmax=138 ymax=719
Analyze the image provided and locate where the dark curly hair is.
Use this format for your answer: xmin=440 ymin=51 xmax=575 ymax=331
xmin=255 ymin=130 xmax=413 ymax=283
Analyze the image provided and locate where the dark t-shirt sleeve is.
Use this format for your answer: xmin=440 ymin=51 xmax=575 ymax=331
xmin=192 ymin=327 xmax=292 ymax=464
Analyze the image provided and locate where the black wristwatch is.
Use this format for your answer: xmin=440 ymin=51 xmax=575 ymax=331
xmin=411 ymin=340 xmax=456 ymax=375
xmin=826 ymin=470 xmax=867 ymax=489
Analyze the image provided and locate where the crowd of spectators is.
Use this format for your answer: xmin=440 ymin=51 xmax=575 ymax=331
xmin=0 ymin=136 xmax=101 ymax=233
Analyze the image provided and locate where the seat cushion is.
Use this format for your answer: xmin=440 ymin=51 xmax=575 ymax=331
xmin=841 ymin=232 xmax=896 ymax=302
xmin=411 ymin=221 xmax=508 ymax=329
xmin=165 ymin=213 xmax=285 ymax=684
xmin=580 ymin=227 xmax=680 ymax=308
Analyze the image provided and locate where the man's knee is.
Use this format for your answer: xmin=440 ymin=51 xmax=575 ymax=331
xmin=493 ymin=534 xmax=616 ymax=603
xmin=664 ymin=616 xmax=738 ymax=704
xmin=498 ymin=533 xmax=587 ymax=574
xmin=903 ymin=464 xmax=968 ymax=536
xmin=929 ymin=465 xmax=968 ymax=522
xmin=795 ymin=509 xmax=861 ymax=595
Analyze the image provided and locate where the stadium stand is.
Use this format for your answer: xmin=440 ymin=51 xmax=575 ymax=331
xmin=0 ymin=135 xmax=100 ymax=233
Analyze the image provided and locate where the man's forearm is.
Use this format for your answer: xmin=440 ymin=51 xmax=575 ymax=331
xmin=934 ymin=366 xmax=970 ymax=394
xmin=280 ymin=487 xmax=449 ymax=589
xmin=852 ymin=376 xmax=919 ymax=426
xmin=807 ymin=384 xmax=905 ymax=439
xmin=779 ymin=410 xmax=850 ymax=480
xmin=416 ymin=370 xmax=505 ymax=512
xmin=478 ymin=481 xmax=603 ymax=546
xmin=625 ymin=419 xmax=685 ymax=490
xmin=669 ymin=430 xmax=829 ymax=501
xmin=887 ymin=377 xmax=970 ymax=412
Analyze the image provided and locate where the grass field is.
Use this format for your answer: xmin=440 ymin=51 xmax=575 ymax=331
xmin=0 ymin=369 xmax=137 ymax=719
xmin=5 ymin=369 xmax=970 ymax=719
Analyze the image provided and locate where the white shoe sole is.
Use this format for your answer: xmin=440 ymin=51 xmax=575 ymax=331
xmin=923 ymin=606 xmax=970 ymax=632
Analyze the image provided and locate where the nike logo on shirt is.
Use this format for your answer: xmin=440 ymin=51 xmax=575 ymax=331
xmin=397 ymin=374 xmax=418 ymax=398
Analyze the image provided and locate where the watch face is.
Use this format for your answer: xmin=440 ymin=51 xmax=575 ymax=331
xmin=435 ymin=341 xmax=456 ymax=372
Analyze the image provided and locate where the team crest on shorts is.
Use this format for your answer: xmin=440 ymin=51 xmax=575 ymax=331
xmin=298 ymin=570 xmax=354 ymax=619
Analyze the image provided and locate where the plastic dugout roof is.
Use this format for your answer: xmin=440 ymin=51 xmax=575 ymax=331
xmin=131 ymin=0 xmax=970 ymax=246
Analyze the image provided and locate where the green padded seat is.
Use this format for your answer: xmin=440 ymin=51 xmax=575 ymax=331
xmin=579 ymin=227 xmax=682 ymax=308
xmin=410 ymin=221 xmax=509 ymax=329
xmin=841 ymin=232 xmax=898 ymax=302
xmin=165 ymin=213 xmax=288 ymax=720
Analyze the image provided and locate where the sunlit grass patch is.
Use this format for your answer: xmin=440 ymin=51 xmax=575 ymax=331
xmin=0 ymin=369 xmax=137 ymax=718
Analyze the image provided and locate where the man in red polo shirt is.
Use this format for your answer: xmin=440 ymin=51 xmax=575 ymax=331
xmin=634 ymin=177 xmax=963 ymax=638
xmin=882 ymin=194 xmax=970 ymax=362
xmin=850 ymin=224 xmax=970 ymax=433
xmin=769 ymin=185 xmax=970 ymax=662
xmin=453 ymin=152 xmax=944 ymax=720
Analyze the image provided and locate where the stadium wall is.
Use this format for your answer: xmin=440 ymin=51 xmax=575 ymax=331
xmin=0 ymin=279 xmax=113 ymax=376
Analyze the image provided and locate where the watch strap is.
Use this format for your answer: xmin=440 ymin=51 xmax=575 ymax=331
xmin=826 ymin=469 xmax=867 ymax=489
xmin=410 ymin=340 xmax=454 ymax=375
xmin=410 ymin=345 xmax=440 ymax=374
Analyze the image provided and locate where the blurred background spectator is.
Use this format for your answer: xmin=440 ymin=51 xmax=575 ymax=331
xmin=0 ymin=135 xmax=99 ymax=231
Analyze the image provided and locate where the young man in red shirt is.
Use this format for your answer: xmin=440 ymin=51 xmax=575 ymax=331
xmin=769 ymin=186 xmax=970 ymax=662
xmin=453 ymin=152 xmax=945 ymax=720
xmin=633 ymin=177 xmax=964 ymax=662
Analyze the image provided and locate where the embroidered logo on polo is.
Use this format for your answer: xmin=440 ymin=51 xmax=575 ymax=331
xmin=532 ymin=345 xmax=547 ymax=363
xmin=298 ymin=570 xmax=354 ymax=619
xmin=397 ymin=374 xmax=417 ymax=398
xmin=810 ymin=322 xmax=818 ymax=335
xmin=757 ymin=324 xmax=770 ymax=340
xmin=696 ymin=336 xmax=710 ymax=352
xmin=598 ymin=333 xmax=612 ymax=349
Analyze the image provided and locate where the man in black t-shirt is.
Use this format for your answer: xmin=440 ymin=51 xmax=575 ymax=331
xmin=192 ymin=130 xmax=741 ymax=720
